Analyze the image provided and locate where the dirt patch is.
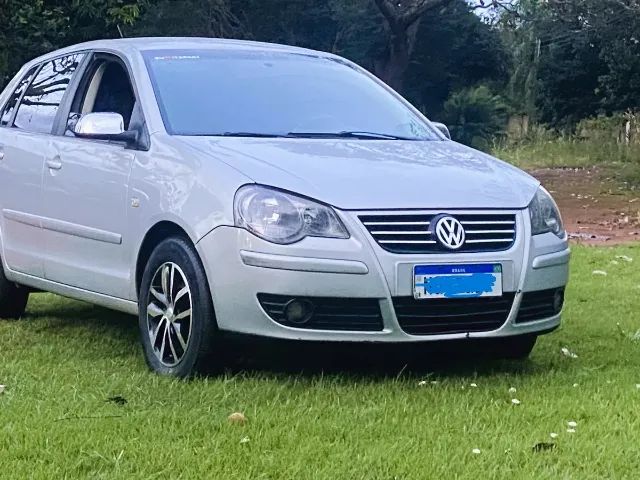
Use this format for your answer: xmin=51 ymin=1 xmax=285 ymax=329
xmin=530 ymin=167 xmax=640 ymax=245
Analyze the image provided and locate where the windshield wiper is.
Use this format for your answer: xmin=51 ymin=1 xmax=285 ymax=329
xmin=217 ymin=132 xmax=288 ymax=138
xmin=286 ymin=131 xmax=416 ymax=140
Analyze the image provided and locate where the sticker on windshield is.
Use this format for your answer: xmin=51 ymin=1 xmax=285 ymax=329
xmin=153 ymin=55 xmax=201 ymax=61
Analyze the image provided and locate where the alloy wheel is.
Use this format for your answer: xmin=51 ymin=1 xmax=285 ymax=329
xmin=146 ymin=262 xmax=193 ymax=367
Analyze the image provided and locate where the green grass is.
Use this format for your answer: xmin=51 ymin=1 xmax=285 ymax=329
xmin=2 ymin=245 xmax=640 ymax=479
xmin=493 ymin=138 xmax=640 ymax=170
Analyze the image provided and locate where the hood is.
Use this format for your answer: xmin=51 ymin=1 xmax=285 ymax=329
xmin=177 ymin=137 xmax=539 ymax=210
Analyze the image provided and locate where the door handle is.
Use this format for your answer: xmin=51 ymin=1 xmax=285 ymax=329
xmin=46 ymin=158 xmax=62 ymax=171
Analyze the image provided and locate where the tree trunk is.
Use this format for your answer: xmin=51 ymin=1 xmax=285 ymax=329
xmin=374 ymin=20 xmax=421 ymax=92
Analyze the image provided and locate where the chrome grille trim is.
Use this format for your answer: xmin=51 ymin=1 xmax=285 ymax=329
xmin=363 ymin=221 xmax=431 ymax=226
xmin=358 ymin=211 xmax=518 ymax=254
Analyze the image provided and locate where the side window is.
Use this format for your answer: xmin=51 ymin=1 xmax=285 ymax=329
xmin=14 ymin=53 xmax=84 ymax=134
xmin=70 ymin=59 xmax=136 ymax=131
xmin=0 ymin=66 xmax=39 ymax=126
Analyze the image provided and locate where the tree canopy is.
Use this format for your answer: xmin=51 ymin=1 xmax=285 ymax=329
xmin=0 ymin=0 xmax=638 ymax=143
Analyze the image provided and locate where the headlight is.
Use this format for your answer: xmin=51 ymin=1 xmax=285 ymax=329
xmin=234 ymin=185 xmax=349 ymax=244
xmin=529 ymin=187 xmax=565 ymax=237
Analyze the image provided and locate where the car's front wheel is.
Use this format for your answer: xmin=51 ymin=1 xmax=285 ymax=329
xmin=0 ymin=258 xmax=29 ymax=319
xmin=138 ymin=236 xmax=218 ymax=378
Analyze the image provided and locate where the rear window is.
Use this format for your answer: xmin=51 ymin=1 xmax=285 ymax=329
xmin=143 ymin=49 xmax=438 ymax=140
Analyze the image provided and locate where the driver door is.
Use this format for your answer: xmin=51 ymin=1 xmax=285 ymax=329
xmin=42 ymin=53 xmax=138 ymax=299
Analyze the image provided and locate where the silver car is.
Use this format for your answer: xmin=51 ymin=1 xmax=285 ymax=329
xmin=0 ymin=38 xmax=569 ymax=377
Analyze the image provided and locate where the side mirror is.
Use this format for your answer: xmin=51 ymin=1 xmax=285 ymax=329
xmin=432 ymin=122 xmax=451 ymax=140
xmin=73 ymin=112 xmax=138 ymax=146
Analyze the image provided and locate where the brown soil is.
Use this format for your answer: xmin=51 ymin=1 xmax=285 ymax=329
xmin=530 ymin=167 xmax=640 ymax=245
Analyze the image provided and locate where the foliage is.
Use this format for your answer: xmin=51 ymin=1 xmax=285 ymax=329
xmin=1 ymin=0 xmax=639 ymax=146
xmin=442 ymin=85 xmax=509 ymax=150
xmin=0 ymin=0 xmax=145 ymax=86
xmin=577 ymin=112 xmax=640 ymax=145
xmin=498 ymin=0 xmax=640 ymax=128
xmin=405 ymin=0 xmax=509 ymax=116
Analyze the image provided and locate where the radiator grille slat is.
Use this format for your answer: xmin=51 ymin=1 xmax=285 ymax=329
xmin=359 ymin=212 xmax=517 ymax=254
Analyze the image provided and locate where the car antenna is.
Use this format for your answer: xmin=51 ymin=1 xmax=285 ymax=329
xmin=117 ymin=24 xmax=125 ymax=38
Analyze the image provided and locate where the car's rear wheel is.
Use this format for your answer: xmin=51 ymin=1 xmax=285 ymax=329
xmin=138 ymin=236 xmax=218 ymax=378
xmin=0 ymin=258 xmax=29 ymax=319
xmin=491 ymin=335 xmax=538 ymax=360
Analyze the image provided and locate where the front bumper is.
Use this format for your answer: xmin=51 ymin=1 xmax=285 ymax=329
xmin=196 ymin=209 xmax=570 ymax=342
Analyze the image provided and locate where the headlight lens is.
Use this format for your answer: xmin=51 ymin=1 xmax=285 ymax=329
xmin=529 ymin=187 xmax=565 ymax=237
xmin=234 ymin=185 xmax=349 ymax=244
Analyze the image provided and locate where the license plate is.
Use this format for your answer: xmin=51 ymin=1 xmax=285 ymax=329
xmin=413 ymin=263 xmax=503 ymax=300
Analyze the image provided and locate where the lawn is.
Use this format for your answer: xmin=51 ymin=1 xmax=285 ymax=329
xmin=1 ymin=245 xmax=640 ymax=479
xmin=492 ymin=139 xmax=640 ymax=189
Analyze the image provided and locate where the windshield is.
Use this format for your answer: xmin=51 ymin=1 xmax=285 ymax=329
xmin=143 ymin=49 xmax=440 ymax=140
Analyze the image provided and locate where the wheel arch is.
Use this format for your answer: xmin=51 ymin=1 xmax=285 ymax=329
xmin=135 ymin=220 xmax=193 ymax=296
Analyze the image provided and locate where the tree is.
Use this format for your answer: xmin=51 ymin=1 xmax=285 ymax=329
xmin=405 ymin=0 xmax=509 ymax=116
xmin=498 ymin=0 xmax=640 ymax=128
xmin=372 ymin=0 xmax=449 ymax=91
xmin=442 ymin=85 xmax=509 ymax=150
xmin=0 ymin=0 xmax=145 ymax=88
xmin=130 ymin=0 xmax=241 ymax=38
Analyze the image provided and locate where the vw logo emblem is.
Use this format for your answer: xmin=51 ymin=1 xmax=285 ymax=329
xmin=434 ymin=216 xmax=466 ymax=250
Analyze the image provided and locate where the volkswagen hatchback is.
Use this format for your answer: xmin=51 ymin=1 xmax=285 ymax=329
xmin=0 ymin=38 xmax=570 ymax=377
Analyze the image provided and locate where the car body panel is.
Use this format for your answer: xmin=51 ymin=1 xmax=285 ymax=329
xmin=42 ymin=135 xmax=135 ymax=298
xmin=178 ymin=136 xmax=540 ymax=210
xmin=0 ymin=130 xmax=49 ymax=277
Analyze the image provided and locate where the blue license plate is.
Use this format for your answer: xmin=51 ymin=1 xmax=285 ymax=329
xmin=413 ymin=263 xmax=503 ymax=299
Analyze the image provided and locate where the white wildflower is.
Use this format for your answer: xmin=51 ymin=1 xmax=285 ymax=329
xmin=240 ymin=436 xmax=250 ymax=444
xmin=511 ymin=398 xmax=521 ymax=405
xmin=567 ymin=428 xmax=576 ymax=434
xmin=472 ymin=448 xmax=481 ymax=454
xmin=508 ymin=387 xmax=517 ymax=394
xmin=561 ymin=347 xmax=578 ymax=359
xmin=550 ymin=433 xmax=559 ymax=439
xmin=418 ymin=380 xmax=427 ymax=386
xmin=592 ymin=270 xmax=608 ymax=276
xmin=573 ymin=383 xmax=579 ymax=388
xmin=470 ymin=383 xmax=478 ymax=388
xmin=0 ymin=385 xmax=4 ymax=395
xmin=617 ymin=255 xmax=633 ymax=263
xmin=567 ymin=421 xmax=577 ymax=428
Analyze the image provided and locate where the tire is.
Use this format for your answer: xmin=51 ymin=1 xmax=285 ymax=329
xmin=491 ymin=335 xmax=538 ymax=360
xmin=0 ymin=258 xmax=29 ymax=319
xmin=138 ymin=236 xmax=218 ymax=378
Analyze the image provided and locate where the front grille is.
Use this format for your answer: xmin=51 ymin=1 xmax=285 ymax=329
xmin=359 ymin=212 xmax=517 ymax=254
xmin=516 ymin=288 xmax=564 ymax=323
xmin=258 ymin=294 xmax=384 ymax=331
xmin=392 ymin=293 xmax=516 ymax=335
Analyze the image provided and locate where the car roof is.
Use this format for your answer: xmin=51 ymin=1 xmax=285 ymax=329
xmin=26 ymin=37 xmax=327 ymax=67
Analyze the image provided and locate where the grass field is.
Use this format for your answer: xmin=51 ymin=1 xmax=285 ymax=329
xmin=492 ymin=139 xmax=640 ymax=189
xmin=2 ymin=245 xmax=640 ymax=479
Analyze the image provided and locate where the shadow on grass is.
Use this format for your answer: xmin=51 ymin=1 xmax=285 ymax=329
xmin=214 ymin=335 xmax=549 ymax=381
xmin=24 ymin=294 xmax=552 ymax=381
xmin=25 ymin=294 xmax=139 ymax=346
